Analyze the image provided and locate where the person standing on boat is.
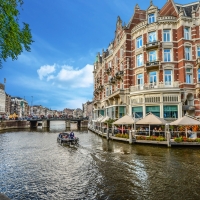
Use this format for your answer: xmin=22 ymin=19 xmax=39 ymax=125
xmin=69 ymin=131 xmax=74 ymax=139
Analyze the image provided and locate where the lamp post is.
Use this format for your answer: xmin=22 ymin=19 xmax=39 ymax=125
xmin=31 ymin=96 xmax=33 ymax=116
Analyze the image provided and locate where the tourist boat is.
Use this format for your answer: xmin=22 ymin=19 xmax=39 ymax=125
xmin=57 ymin=132 xmax=79 ymax=146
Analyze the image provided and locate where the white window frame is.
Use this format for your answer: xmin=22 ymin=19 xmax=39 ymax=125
xmin=184 ymin=27 xmax=190 ymax=40
xmin=149 ymin=71 xmax=157 ymax=85
xmin=148 ymin=31 xmax=156 ymax=43
xmin=136 ymin=54 xmax=143 ymax=67
xmin=137 ymin=73 xmax=144 ymax=88
xmin=164 ymin=49 xmax=171 ymax=62
xmin=136 ymin=36 xmax=143 ymax=48
xmin=148 ymin=13 xmax=155 ymax=24
xmin=185 ymin=47 xmax=191 ymax=60
xmin=108 ymin=61 xmax=112 ymax=68
xmin=164 ymin=69 xmax=173 ymax=86
xmin=120 ymin=63 xmax=123 ymax=71
xmin=186 ymin=68 xmax=193 ymax=84
xmin=110 ymin=85 xmax=112 ymax=95
xmin=149 ymin=50 xmax=156 ymax=62
xmin=120 ymin=48 xmax=124 ymax=58
xmin=163 ymin=30 xmax=170 ymax=42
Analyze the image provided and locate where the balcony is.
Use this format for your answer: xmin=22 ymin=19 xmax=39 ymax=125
xmin=130 ymin=81 xmax=179 ymax=92
xmin=146 ymin=60 xmax=159 ymax=69
xmin=146 ymin=41 xmax=159 ymax=50
xmin=196 ymin=58 xmax=200 ymax=68
xmin=109 ymin=77 xmax=116 ymax=84
xmin=115 ymin=71 xmax=124 ymax=79
xmin=105 ymin=67 xmax=112 ymax=74
xmin=98 ymin=85 xmax=104 ymax=91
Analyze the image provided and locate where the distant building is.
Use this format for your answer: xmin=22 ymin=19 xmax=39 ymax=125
xmin=73 ymin=108 xmax=83 ymax=118
xmin=0 ymin=83 xmax=6 ymax=115
xmin=11 ymin=97 xmax=28 ymax=117
xmin=5 ymin=93 xmax=11 ymax=116
xmin=82 ymin=101 xmax=93 ymax=120
xmin=63 ymin=108 xmax=74 ymax=117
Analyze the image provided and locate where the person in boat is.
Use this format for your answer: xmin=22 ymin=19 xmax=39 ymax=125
xmin=69 ymin=131 xmax=74 ymax=139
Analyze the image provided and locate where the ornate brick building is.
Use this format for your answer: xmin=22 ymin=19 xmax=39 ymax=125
xmin=93 ymin=0 xmax=200 ymax=121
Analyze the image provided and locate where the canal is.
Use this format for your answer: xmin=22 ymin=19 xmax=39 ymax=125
xmin=1 ymin=126 xmax=200 ymax=199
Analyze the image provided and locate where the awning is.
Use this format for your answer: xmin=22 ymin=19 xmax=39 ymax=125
xmin=170 ymin=115 xmax=200 ymax=125
xmin=101 ymin=116 xmax=109 ymax=123
xmin=136 ymin=113 xmax=167 ymax=125
xmin=113 ymin=115 xmax=137 ymax=125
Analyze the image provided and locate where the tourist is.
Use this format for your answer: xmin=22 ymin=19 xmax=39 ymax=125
xmin=70 ymin=131 xmax=74 ymax=139
xmin=153 ymin=127 xmax=157 ymax=136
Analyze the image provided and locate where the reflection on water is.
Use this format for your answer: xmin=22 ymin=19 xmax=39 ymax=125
xmin=1 ymin=127 xmax=200 ymax=200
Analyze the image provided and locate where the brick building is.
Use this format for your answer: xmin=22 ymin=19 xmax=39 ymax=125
xmin=93 ymin=0 xmax=200 ymax=121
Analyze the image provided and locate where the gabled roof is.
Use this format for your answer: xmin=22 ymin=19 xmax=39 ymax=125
xmin=175 ymin=1 xmax=199 ymax=17
xmin=159 ymin=0 xmax=178 ymax=17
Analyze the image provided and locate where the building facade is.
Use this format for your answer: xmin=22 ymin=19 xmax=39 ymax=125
xmin=82 ymin=101 xmax=93 ymax=120
xmin=93 ymin=0 xmax=200 ymax=121
xmin=0 ymin=83 xmax=6 ymax=115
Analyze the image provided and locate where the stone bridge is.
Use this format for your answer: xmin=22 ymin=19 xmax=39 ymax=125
xmin=27 ymin=118 xmax=89 ymax=129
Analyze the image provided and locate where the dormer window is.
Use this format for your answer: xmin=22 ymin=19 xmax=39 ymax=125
xmin=148 ymin=13 xmax=155 ymax=24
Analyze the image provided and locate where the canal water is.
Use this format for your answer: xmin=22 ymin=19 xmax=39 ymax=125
xmin=1 ymin=125 xmax=200 ymax=199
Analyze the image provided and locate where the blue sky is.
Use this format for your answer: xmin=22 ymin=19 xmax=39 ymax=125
xmin=0 ymin=0 xmax=192 ymax=110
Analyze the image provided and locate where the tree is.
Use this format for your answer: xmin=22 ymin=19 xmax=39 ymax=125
xmin=0 ymin=0 xmax=33 ymax=68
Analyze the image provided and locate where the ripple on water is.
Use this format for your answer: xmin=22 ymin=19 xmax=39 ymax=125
xmin=1 ymin=131 xmax=200 ymax=199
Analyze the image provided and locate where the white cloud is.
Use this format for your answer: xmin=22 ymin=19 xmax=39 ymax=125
xmin=37 ymin=64 xmax=56 ymax=80
xmin=37 ymin=63 xmax=93 ymax=88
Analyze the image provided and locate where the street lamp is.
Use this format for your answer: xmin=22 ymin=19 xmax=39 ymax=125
xmin=31 ymin=96 xmax=33 ymax=115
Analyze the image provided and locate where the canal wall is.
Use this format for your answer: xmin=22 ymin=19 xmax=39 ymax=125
xmin=0 ymin=120 xmax=30 ymax=131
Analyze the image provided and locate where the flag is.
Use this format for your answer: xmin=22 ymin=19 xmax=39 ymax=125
xmin=4 ymin=78 xmax=6 ymax=83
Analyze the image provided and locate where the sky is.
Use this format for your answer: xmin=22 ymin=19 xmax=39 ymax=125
xmin=0 ymin=0 xmax=193 ymax=110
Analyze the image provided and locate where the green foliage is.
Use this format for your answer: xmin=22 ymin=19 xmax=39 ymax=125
xmin=0 ymin=0 xmax=33 ymax=68
xmin=115 ymin=133 xmax=129 ymax=139
xmin=104 ymin=118 xmax=116 ymax=128
xmin=174 ymin=137 xmax=183 ymax=142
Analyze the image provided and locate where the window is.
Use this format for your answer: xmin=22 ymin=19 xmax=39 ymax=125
xmin=120 ymin=63 xmax=123 ymax=71
xmin=198 ymin=69 xmax=200 ymax=82
xmin=149 ymin=31 xmax=156 ymax=42
xmin=149 ymin=51 xmax=156 ymax=62
xmin=148 ymin=13 xmax=155 ymax=24
xmin=137 ymin=54 xmax=143 ymax=67
xmin=163 ymin=30 xmax=170 ymax=42
xmin=149 ymin=71 xmax=157 ymax=85
xmin=108 ymin=61 xmax=112 ymax=68
xmin=164 ymin=49 xmax=171 ymax=62
xmin=197 ymin=47 xmax=200 ymax=57
xmin=137 ymin=74 xmax=143 ymax=89
xmin=146 ymin=106 xmax=160 ymax=117
xmin=184 ymin=27 xmax=190 ymax=40
xmin=106 ymin=87 xmax=109 ymax=96
xmin=132 ymin=107 xmax=143 ymax=118
xmin=110 ymin=85 xmax=112 ymax=95
xmin=186 ymin=68 xmax=192 ymax=84
xmin=185 ymin=47 xmax=191 ymax=60
xmin=164 ymin=69 xmax=172 ymax=86
xmin=136 ymin=36 xmax=143 ymax=48
xmin=120 ymin=48 xmax=124 ymax=58
xmin=163 ymin=105 xmax=178 ymax=118
xmin=119 ymin=106 xmax=125 ymax=118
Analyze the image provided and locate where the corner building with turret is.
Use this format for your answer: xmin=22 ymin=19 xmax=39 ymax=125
xmin=92 ymin=0 xmax=200 ymax=121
